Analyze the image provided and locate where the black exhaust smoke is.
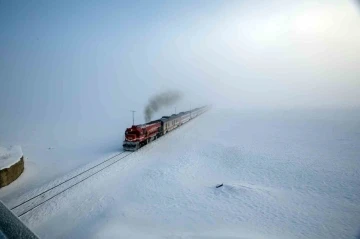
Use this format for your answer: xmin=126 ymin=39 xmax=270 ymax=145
xmin=144 ymin=90 xmax=183 ymax=122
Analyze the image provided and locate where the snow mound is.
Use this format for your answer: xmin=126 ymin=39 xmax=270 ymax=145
xmin=0 ymin=146 xmax=23 ymax=170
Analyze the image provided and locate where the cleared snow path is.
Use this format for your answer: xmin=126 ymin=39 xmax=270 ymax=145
xmin=16 ymin=109 xmax=360 ymax=239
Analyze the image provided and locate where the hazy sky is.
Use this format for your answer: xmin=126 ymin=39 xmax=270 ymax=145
xmin=1 ymin=0 xmax=360 ymax=127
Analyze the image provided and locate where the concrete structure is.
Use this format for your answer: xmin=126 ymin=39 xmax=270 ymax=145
xmin=0 ymin=156 xmax=24 ymax=188
xmin=0 ymin=200 xmax=38 ymax=238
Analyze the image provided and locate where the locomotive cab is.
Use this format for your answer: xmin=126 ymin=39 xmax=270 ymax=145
xmin=123 ymin=122 xmax=162 ymax=151
xmin=123 ymin=126 xmax=142 ymax=151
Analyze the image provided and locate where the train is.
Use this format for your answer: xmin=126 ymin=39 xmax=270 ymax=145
xmin=123 ymin=106 xmax=209 ymax=151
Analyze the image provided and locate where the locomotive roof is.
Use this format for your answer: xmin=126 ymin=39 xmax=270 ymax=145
xmin=128 ymin=121 xmax=160 ymax=129
xmin=142 ymin=121 xmax=161 ymax=127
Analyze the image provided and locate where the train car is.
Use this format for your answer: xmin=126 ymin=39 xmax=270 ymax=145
xmin=190 ymin=108 xmax=200 ymax=118
xmin=190 ymin=106 xmax=206 ymax=119
xmin=180 ymin=112 xmax=191 ymax=124
xmin=160 ymin=114 xmax=181 ymax=134
xmin=123 ymin=121 xmax=161 ymax=151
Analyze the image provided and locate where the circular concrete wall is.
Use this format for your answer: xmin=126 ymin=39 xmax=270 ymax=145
xmin=0 ymin=156 xmax=24 ymax=188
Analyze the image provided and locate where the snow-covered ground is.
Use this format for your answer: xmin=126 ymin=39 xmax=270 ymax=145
xmin=0 ymin=145 xmax=23 ymax=170
xmin=0 ymin=116 xmax=126 ymax=204
xmin=4 ymin=108 xmax=359 ymax=239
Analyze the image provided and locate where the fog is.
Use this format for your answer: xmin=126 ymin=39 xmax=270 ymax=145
xmin=0 ymin=0 xmax=359 ymax=137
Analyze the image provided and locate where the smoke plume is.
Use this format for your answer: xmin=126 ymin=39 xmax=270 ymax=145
xmin=144 ymin=90 xmax=183 ymax=122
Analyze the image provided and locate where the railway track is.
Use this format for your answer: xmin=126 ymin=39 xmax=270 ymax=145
xmin=10 ymin=112 xmax=207 ymax=218
xmin=11 ymin=151 xmax=133 ymax=217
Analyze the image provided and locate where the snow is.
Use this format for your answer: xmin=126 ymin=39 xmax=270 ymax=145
xmin=4 ymin=108 xmax=359 ymax=239
xmin=0 ymin=145 xmax=23 ymax=170
xmin=0 ymin=117 xmax=125 ymax=204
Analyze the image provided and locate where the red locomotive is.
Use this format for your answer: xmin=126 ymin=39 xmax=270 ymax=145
xmin=123 ymin=121 xmax=161 ymax=150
